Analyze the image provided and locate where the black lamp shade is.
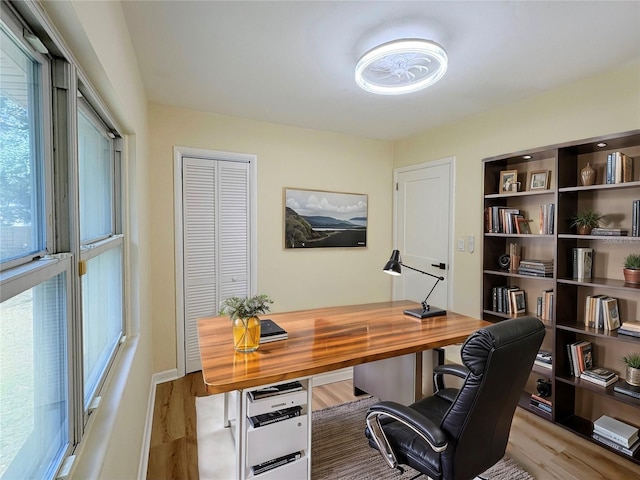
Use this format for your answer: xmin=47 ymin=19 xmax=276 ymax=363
xmin=383 ymin=249 xmax=402 ymax=276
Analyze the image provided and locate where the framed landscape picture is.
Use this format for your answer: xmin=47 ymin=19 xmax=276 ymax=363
xmin=529 ymin=169 xmax=550 ymax=190
xmin=284 ymin=188 xmax=367 ymax=248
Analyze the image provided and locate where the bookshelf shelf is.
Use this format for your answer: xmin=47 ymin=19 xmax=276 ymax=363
xmin=482 ymin=129 xmax=640 ymax=465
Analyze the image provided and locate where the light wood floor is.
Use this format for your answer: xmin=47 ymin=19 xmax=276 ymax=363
xmin=147 ymin=373 xmax=640 ymax=479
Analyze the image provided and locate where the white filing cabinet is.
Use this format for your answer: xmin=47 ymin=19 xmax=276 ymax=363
xmin=239 ymin=378 xmax=312 ymax=479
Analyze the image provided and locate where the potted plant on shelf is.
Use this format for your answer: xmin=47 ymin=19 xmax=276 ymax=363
xmin=220 ymin=294 xmax=273 ymax=353
xmin=570 ymin=209 xmax=602 ymax=235
xmin=623 ymin=253 xmax=640 ymax=284
xmin=622 ymin=352 xmax=640 ymax=386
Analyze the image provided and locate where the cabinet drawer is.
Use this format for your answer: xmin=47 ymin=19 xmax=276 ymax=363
xmin=247 ymin=390 xmax=307 ymax=417
xmin=246 ymin=414 xmax=308 ymax=466
xmin=250 ymin=456 xmax=308 ymax=480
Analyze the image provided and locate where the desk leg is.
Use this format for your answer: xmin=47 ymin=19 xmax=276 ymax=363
xmin=235 ymin=390 xmax=244 ymax=480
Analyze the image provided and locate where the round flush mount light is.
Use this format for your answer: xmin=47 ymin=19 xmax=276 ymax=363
xmin=355 ymin=39 xmax=448 ymax=95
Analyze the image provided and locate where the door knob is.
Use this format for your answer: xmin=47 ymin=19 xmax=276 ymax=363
xmin=431 ymin=263 xmax=446 ymax=270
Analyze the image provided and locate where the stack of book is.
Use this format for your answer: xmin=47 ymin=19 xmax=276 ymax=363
xmin=591 ymin=227 xmax=628 ymax=236
xmin=259 ymin=318 xmax=288 ymax=343
xmin=248 ymin=406 xmax=302 ymax=428
xmin=484 ymin=207 xmax=523 ymax=234
xmin=534 ymin=350 xmax=552 ymax=371
xmin=618 ymin=321 xmax=640 ymax=339
xmin=566 ymin=340 xmax=594 ymax=377
xmin=584 ymin=295 xmax=620 ymax=330
xmin=518 ymin=259 xmax=553 ymax=277
xmin=490 ymin=285 xmax=525 ymax=315
xmin=580 ymin=367 xmax=619 ymax=388
xmin=251 ymin=451 xmax=302 ymax=475
xmin=529 ymin=393 xmax=552 ymax=415
xmin=633 ymin=200 xmax=640 ymax=237
xmin=606 ymin=152 xmax=634 ymax=184
xmin=572 ymin=248 xmax=593 ymax=280
xmin=248 ymin=381 xmax=303 ymax=401
xmin=539 ymin=203 xmax=555 ymax=235
xmin=592 ymin=415 xmax=640 ymax=458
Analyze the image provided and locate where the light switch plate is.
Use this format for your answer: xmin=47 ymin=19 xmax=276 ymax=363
xmin=457 ymin=238 xmax=465 ymax=252
xmin=468 ymin=235 xmax=475 ymax=253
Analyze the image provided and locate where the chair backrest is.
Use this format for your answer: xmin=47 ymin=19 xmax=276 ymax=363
xmin=440 ymin=316 xmax=544 ymax=480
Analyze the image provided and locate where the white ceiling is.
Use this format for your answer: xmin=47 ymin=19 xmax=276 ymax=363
xmin=121 ymin=1 xmax=640 ymax=141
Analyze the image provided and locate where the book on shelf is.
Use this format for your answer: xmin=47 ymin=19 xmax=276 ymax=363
xmin=248 ymin=405 xmax=302 ymax=428
xmin=618 ymin=328 xmax=640 ymax=338
xmin=539 ymin=203 xmax=555 ymax=235
xmin=530 ymin=393 xmax=552 ymax=406
xmin=572 ymin=248 xmax=593 ymax=280
xmin=248 ymin=381 xmax=303 ymax=401
xmin=260 ymin=318 xmax=288 ymax=343
xmin=584 ymin=295 xmax=619 ymax=330
xmin=580 ymin=371 xmax=619 ymax=387
xmin=581 ymin=367 xmax=618 ymax=381
xmin=613 ymin=382 xmax=640 ymax=400
xmin=606 ymin=152 xmax=634 ymax=184
xmin=592 ymin=432 xmax=640 ymax=457
xmin=530 ymin=398 xmax=552 ymax=414
xmin=251 ymin=451 xmax=302 ymax=475
xmin=632 ymin=200 xmax=639 ymax=237
xmin=591 ymin=227 xmax=628 ymax=236
xmin=518 ymin=259 xmax=553 ymax=277
xmin=566 ymin=340 xmax=593 ymax=377
xmin=539 ymin=289 xmax=554 ymax=321
xmin=619 ymin=321 xmax=640 ymax=333
xmin=534 ymin=350 xmax=552 ymax=370
xmin=593 ymin=415 xmax=639 ymax=448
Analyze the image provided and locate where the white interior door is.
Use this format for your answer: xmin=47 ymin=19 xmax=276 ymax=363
xmin=395 ymin=160 xmax=452 ymax=312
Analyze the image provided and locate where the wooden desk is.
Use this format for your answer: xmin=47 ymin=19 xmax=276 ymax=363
xmin=197 ymin=301 xmax=489 ymax=479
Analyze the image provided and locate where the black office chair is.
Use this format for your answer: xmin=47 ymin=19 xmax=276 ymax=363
xmin=365 ymin=316 xmax=545 ymax=480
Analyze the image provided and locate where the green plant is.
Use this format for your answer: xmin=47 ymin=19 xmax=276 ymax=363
xmin=569 ymin=209 xmax=602 ymax=228
xmin=623 ymin=253 xmax=640 ymax=269
xmin=622 ymin=352 xmax=640 ymax=369
xmin=219 ymin=294 xmax=273 ymax=320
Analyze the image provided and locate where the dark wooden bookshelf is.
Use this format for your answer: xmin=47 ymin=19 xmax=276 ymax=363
xmin=482 ymin=129 xmax=640 ymax=466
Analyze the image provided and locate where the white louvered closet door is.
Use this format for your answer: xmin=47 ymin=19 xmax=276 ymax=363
xmin=182 ymin=157 xmax=250 ymax=373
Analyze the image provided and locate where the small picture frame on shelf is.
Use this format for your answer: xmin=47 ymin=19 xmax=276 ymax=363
xmin=529 ymin=170 xmax=550 ymax=190
xmin=499 ymin=169 xmax=519 ymax=193
xmin=516 ymin=217 xmax=532 ymax=234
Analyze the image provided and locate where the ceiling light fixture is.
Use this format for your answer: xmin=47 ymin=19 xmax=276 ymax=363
xmin=355 ymin=39 xmax=448 ymax=95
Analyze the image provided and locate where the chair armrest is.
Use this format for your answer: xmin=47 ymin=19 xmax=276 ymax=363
xmin=433 ymin=364 xmax=470 ymax=391
xmin=366 ymin=401 xmax=448 ymax=471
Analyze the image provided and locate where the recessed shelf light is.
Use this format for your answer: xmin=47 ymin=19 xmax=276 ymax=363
xmin=596 ymin=142 xmax=607 ymax=147
xmin=523 ymin=155 xmax=532 ymax=160
xmin=355 ymin=39 xmax=448 ymax=95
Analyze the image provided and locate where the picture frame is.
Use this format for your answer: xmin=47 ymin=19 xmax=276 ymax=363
xmin=510 ymin=290 xmax=527 ymax=315
xmin=515 ymin=217 xmax=532 ymax=235
xmin=529 ymin=169 xmax=550 ymax=190
xmin=499 ymin=170 xmax=519 ymax=194
xmin=284 ymin=188 xmax=367 ymax=249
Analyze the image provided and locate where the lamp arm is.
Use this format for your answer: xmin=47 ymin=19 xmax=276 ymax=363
xmin=420 ymin=277 xmax=441 ymax=311
xmin=399 ymin=262 xmax=445 ymax=281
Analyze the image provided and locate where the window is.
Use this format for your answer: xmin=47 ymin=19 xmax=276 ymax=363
xmin=77 ymin=98 xmax=123 ymax=410
xmin=0 ymin=16 xmax=46 ymax=268
xmin=0 ymin=3 xmax=126 ymax=478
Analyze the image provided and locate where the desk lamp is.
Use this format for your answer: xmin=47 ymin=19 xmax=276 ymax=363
xmin=383 ymin=249 xmax=447 ymax=319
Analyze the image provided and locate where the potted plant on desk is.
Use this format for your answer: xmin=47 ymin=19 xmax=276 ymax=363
xmin=623 ymin=253 xmax=640 ymax=284
xmin=220 ymin=294 xmax=273 ymax=353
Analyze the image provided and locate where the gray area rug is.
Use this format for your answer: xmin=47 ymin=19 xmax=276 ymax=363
xmin=311 ymin=396 xmax=534 ymax=480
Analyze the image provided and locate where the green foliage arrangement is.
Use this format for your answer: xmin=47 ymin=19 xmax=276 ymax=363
xmin=622 ymin=352 xmax=640 ymax=369
xmin=219 ymin=294 xmax=273 ymax=320
xmin=623 ymin=253 xmax=640 ymax=270
xmin=569 ymin=209 xmax=602 ymax=228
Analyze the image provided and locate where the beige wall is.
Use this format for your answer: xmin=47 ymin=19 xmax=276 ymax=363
xmin=149 ymin=105 xmax=395 ymax=372
xmin=395 ymin=61 xmax=640 ymax=318
xmin=39 ymin=1 xmax=152 ymax=479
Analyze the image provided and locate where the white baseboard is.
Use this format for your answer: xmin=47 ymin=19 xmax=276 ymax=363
xmin=312 ymin=367 xmax=353 ymax=386
xmin=138 ymin=369 xmax=179 ymax=480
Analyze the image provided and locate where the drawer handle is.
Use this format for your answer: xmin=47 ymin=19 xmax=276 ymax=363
xmin=271 ymin=402 xmax=287 ymax=408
